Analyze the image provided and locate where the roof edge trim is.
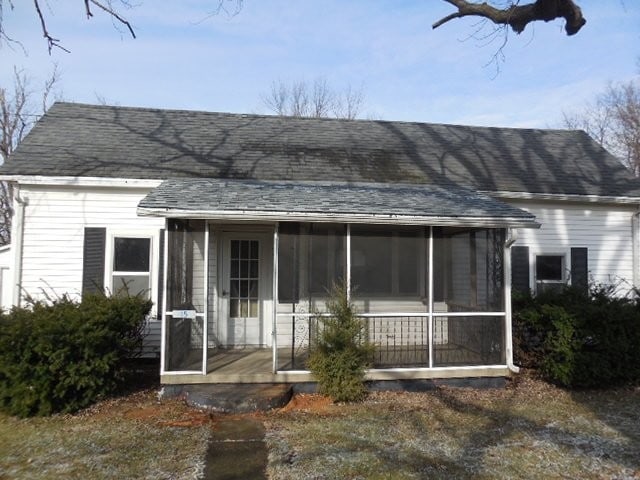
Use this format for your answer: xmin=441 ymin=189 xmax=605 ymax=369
xmin=137 ymin=207 xmax=540 ymax=229
xmin=486 ymin=190 xmax=640 ymax=205
xmin=0 ymin=175 xmax=162 ymax=188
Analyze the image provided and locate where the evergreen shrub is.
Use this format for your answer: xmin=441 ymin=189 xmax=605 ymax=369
xmin=513 ymin=284 xmax=640 ymax=388
xmin=0 ymin=293 xmax=151 ymax=417
xmin=307 ymin=284 xmax=374 ymax=402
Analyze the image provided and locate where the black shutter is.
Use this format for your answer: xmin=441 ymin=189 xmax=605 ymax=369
xmin=157 ymin=228 xmax=165 ymax=319
xmin=571 ymin=247 xmax=588 ymax=291
xmin=82 ymin=227 xmax=106 ymax=294
xmin=511 ymin=246 xmax=530 ymax=294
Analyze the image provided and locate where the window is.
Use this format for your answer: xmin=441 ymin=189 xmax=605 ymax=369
xmin=535 ymin=254 xmax=565 ymax=294
xmin=112 ymin=236 xmax=152 ymax=298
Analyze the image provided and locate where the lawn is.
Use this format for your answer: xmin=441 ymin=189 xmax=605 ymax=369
xmin=0 ymin=389 xmax=212 ymax=480
xmin=265 ymin=374 xmax=640 ymax=479
xmin=1 ymin=373 xmax=639 ymax=479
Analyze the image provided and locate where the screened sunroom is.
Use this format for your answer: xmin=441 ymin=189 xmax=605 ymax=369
xmin=137 ymin=178 xmax=538 ymax=382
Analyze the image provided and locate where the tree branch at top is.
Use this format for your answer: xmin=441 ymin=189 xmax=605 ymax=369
xmin=433 ymin=0 xmax=586 ymax=36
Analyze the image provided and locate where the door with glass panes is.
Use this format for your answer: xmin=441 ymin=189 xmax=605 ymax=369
xmin=218 ymin=232 xmax=271 ymax=347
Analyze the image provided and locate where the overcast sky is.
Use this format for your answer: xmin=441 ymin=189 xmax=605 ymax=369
xmin=1 ymin=1 xmax=638 ymax=128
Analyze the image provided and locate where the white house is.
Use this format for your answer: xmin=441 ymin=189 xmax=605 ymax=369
xmin=1 ymin=102 xmax=639 ymax=386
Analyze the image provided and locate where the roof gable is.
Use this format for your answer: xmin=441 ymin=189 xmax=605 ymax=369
xmin=3 ymin=102 xmax=640 ymax=198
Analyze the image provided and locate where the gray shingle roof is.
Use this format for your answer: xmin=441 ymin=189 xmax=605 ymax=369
xmin=137 ymin=178 xmax=538 ymax=227
xmin=3 ymin=101 xmax=640 ymax=198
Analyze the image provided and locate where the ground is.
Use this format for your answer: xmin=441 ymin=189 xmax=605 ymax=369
xmin=265 ymin=374 xmax=640 ymax=479
xmin=1 ymin=372 xmax=639 ymax=479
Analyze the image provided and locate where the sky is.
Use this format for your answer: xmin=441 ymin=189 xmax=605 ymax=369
xmin=1 ymin=1 xmax=639 ymax=129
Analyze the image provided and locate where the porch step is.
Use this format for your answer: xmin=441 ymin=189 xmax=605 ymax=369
xmin=160 ymin=383 xmax=293 ymax=414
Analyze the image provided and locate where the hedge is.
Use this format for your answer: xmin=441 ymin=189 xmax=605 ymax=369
xmin=513 ymin=284 xmax=640 ymax=388
xmin=0 ymin=293 xmax=151 ymax=417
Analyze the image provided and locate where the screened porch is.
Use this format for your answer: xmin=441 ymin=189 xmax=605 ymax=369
xmin=160 ymin=221 xmax=509 ymax=377
xmin=136 ymin=177 xmax=537 ymax=382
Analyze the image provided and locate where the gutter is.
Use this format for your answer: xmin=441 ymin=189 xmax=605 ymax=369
xmin=11 ymin=186 xmax=27 ymax=307
xmin=633 ymin=209 xmax=640 ymax=288
xmin=504 ymin=228 xmax=520 ymax=374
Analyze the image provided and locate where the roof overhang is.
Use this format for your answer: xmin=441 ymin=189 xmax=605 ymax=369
xmin=137 ymin=178 xmax=540 ymax=229
xmin=486 ymin=190 xmax=640 ymax=206
xmin=0 ymin=175 xmax=162 ymax=188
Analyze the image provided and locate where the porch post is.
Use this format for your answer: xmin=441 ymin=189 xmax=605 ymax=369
xmin=346 ymin=223 xmax=351 ymax=300
xmin=159 ymin=220 xmax=169 ymax=375
xmin=428 ymin=226 xmax=434 ymax=369
xmin=272 ymin=223 xmax=279 ymax=374
xmin=201 ymin=223 xmax=209 ymax=375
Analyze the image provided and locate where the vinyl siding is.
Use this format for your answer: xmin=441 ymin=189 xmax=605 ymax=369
xmin=18 ymin=184 xmax=164 ymax=357
xmin=509 ymin=200 xmax=638 ymax=288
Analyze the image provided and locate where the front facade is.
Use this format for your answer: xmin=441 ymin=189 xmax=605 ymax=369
xmin=3 ymin=102 xmax=640 ymax=384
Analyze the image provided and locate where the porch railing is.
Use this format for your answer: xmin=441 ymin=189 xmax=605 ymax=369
xmin=276 ymin=313 xmax=505 ymax=370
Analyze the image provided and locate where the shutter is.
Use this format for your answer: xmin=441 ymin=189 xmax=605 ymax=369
xmin=157 ymin=228 xmax=165 ymax=319
xmin=82 ymin=227 xmax=106 ymax=294
xmin=511 ymin=246 xmax=530 ymax=294
xmin=571 ymin=247 xmax=588 ymax=291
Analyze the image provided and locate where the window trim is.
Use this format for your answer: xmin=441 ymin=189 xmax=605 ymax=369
xmin=105 ymin=229 xmax=160 ymax=318
xmin=533 ymin=251 xmax=568 ymax=293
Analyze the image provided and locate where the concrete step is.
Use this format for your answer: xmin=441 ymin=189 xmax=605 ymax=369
xmin=160 ymin=383 xmax=293 ymax=413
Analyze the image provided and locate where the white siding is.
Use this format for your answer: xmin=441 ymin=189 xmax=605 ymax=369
xmin=509 ymin=200 xmax=638 ymax=288
xmin=18 ymin=184 xmax=164 ymax=357
xmin=0 ymin=245 xmax=11 ymax=311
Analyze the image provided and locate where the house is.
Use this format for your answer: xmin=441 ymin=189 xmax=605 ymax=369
xmin=1 ymin=101 xmax=639 ymax=386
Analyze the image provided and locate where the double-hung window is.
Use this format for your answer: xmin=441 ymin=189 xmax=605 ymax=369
xmin=535 ymin=254 xmax=565 ymax=294
xmin=111 ymin=236 xmax=152 ymax=298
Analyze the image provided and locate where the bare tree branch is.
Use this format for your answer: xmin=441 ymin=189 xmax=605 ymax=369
xmin=434 ymin=0 xmax=586 ymax=36
xmin=33 ymin=0 xmax=70 ymax=54
xmin=262 ymin=78 xmax=365 ymax=120
xmin=563 ymin=74 xmax=640 ymax=176
xmin=30 ymin=0 xmax=137 ymax=53
xmin=88 ymin=0 xmax=136 ymax=39
xmin=0 ymin=67 xmax=62 ymax=244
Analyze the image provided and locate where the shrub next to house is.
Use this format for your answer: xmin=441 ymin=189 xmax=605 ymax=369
xmin=513 ymin=284 xmax=640 ymax=388
xmin=307 ymin=284 xmax=374 ymax=402
xmin=0 ymin=293 xmax=151 ymax=417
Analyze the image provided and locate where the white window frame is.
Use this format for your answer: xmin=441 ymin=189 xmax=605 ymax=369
xmin=533 ymin=251 xmax=568 ymax=293
xmin=105 ymin=229 xmax=160 ymax=318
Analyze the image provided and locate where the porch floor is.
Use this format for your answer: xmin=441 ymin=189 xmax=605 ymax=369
xmin=161 ymin=347 xmax=511 ymax=385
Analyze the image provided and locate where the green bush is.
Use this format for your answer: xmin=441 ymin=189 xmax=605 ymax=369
xmin=307 ymin=284 xmax=373 ymax=402
xmin=0 ymin=293 xmax=151 ymax=417
xmin=513 ymin=284 xmax=640 ymax=388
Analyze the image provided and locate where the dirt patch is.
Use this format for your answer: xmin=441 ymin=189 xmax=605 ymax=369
xmin=278 ymin=393 xmax=334 ymax=414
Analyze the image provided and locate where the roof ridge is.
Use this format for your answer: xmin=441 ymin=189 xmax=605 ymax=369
xmin=48 ymin=101 xmax=573 ymax=133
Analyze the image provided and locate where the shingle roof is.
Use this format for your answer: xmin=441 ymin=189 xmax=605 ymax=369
xmin=137 ymin=178 xmax=538 ymax=227
xmin=3 ymin=101 xmax=640 ymax=198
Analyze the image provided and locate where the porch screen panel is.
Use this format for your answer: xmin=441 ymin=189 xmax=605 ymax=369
xmin=432 ymin=315 xmax=505 ymax=366
xmin=167 ymin=219 xmax=206 ymax=312
xmin=433 ymin=227 xmax=504 ymax=313
xmin=308 ymin=223 xmax=346 ymax=300
xmin=276 ymin=222 xmax=346 ymax=370
xmin=164 ymin=219 xmax=206 ymax=372
xmin=350 ymin=226 xmax=428 ymax=313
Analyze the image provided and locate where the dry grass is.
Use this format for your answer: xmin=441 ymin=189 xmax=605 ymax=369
xmin=0 ymin=389 xmax=212 ymax=480
xmin=265 ymin=374 xmax=640 ymax=479
xmin=1 ymin=372 xmax=639 ymax=479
